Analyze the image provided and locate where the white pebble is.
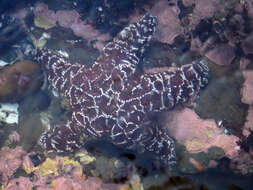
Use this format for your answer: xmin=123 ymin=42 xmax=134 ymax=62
xmin=0 ymin=103 xmax=19 ymax=124
xmin=0 ymin=60 xmax=10 ymax=67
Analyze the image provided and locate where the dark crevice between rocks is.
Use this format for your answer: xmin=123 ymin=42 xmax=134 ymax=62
xmin=194 ymin=62 xmax=248 ymax=138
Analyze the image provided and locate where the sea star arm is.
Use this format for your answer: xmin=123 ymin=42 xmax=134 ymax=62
xmin=97 ymin=13 xmax=157 ymax=76
xmin=111 ymin=60 xmax=208 ymax=164
xmin=35 ymin=48 xmax=89 ymax=106
xmin=113 ymin=114 xmax=177 ymax=165
xmin=39 ymin=108 xmax=99 ymax=152
xmin=39 ymin=120 xmax=85 ymax=152
xmin=139 ymin=60 xmax=209 ymax=112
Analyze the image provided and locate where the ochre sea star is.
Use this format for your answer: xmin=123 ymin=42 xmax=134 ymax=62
xmin=35 ymin=13 xmax=209 ymax=165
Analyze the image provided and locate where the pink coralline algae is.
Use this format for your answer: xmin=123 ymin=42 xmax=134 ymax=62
xmin=182 ymin=0 xmax=195 ymax=7
xmin=240 ymin=57 xmax=251 ymax=70
xmin=5 ymin=177 xmax=34 ymax=190
xmin=8 ymin=131 xmax=20 ymax=143
xmin=241 ymin=33 xmax=253 ymax=55
xmin=190 ymin=36 xmax=217 ymax=55
xmin=55 ymin=10 xmax=81 ymax=28
xmin=34 ymin=13 xmax=209 ymax=165
xmin=51 ymin=177 xmax=117 ymax=190
xmin=3 ymin=151 xmax=119 ymax=190
xmin=230 ymin=150 xmax=253 ymax=175
xmin=241 ymin=71 xmax=253 ymax=105
xmin=0 ymin=146 xmax=26 ymax=185
xmin=193 ymin=0 xmax=222 ymax=18
xmin=33 ymin=3 xmax=110 ymax=47
xmin=55 ymin=9 xmax=109 ymax=42
xmin=245 ymin=0 xmax=253 ymax=21
xmin=241 ymin=71 xmax=253 ymax=137
xmin=243 ymin=106 xmax=253 ymax=137
xmin=185 ymin=0 xmax=224 ymax=32
xmin=191 ymin=38 xmax=236 ymax=66
xmin=149 ymin=0 xmax=183 ymax=44
xmin=164 ymin=108 xmax=240 ymax=159
xmin=5 ymin=176 xmax=117 ymax=190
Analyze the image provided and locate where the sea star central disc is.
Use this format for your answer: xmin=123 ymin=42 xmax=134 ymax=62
xmin=35 ymin=13 xmax=209 ymax=165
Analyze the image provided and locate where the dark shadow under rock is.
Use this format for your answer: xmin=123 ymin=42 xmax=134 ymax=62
xmin=195 ymin=62 xmax=248 ymax=137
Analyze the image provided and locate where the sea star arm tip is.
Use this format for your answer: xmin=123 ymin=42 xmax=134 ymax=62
xmin=101 ymin=13 xmax=157 ymax=73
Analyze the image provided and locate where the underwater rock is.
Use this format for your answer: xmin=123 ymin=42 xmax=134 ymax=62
xmin=126 ymin=0 xmax=183 ymax=45
xmin=189 ymin=157 xmax=205 ymax=172
xmin=149 ymin=0 xmax=183 ymax=44
xmin=52 ymin=176 xmax=118 ymax=190
xmin=59 ymin=8 xmax=111 ymax=49
xmin=11 ymin=7 xmax=29 ymax=21
xmin=0 ymin=146 xmax=26 ymax=185
xmin=8 ymin=130 xmax=20 ymax=143
xmin=239 ymin=127 xmax=253 ymax=155
xmin=148 ymin=176 xmax=196 ymax=190
xmin=230 ymin=150 xmax=253 ymax=175
xmin=19 ymin=91 xmax=51 ymax=114
xmin=22 ymin=152 xmax=36 ymax=174
xmin=33 ymin=2 xmax=110 ymax=50
xmin=70 ymin=22 xmax=110 ymax=47
xmin=24 ymin=155 xmax=86 ymax=181
xmin=242 ymin=105 xmax=253 ymax=137
xmin=193 ymin=0 xmax=222 ymax=18
xmin=35 ymin=156 xmax=81 ymax=177
xmin=75 ymin=149 xmax=96 ymax=165
xmin=240 ymin=58 xmax=251 ymax=70
xmin=18 ymin=112 xmax=44 ymax=150
xmin=195 ymin=66 xmax=247 ymax=137
xmin=92 ymin=156 xmax=128 ymax=182
xmin=4 ymin=176 xmax=34 ymax=190
xmin=180 ymin=0 xmax=228 ymax=42
xmin=205 ymin=44 xmax=235 ymax=66
xmin=129 ymin=0 xmax=183 ymax=45
xmin=0 ymin=60 xmax=42 ymax=102
xmin=164 ymin=108 xmax=240 ymax=159
xmin=0 ymin=14 xmax=27 ymax=54
xmin=245 ymin=0 xmax=253 ymax=21
xmin=241 ymin=71 xmax=253 ymax=105
xmin=190 ymin=37 xmax=203 ymax=53
xmin=129 ymin=174 xmax=144 ymax=190
xmin=5 ymin=175 xmax=118 ymax=190
xmin=22 ymin=152 xmax=45 ymax=174
xmin=191 ymin=35 xmax=218 ymax=55
xmin=32 ymin=91 xmax=51 ymax=111
xmin=20 ymin=154 xmax=119 ymax=190
xmin=55 ymin=10 xmax=81 ymax=28
xmin=241 ymin=33 xmax=253 ymax=55
xmin=182 ymin=0 xmax=195 ymax=7
xmin=33 ymin=3 xmax=57 ymax=30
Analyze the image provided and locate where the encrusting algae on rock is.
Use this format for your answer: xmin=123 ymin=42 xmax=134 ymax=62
xmin=23 ymin=156 xmax=83 ymax=177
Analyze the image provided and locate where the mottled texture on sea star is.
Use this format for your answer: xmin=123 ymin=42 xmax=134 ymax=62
xmin=35 ymin=13 xmax=209 ymax=165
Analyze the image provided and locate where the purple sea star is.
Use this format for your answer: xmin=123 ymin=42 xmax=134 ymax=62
xmin=35 ymin=13 xmax=209 ymax=165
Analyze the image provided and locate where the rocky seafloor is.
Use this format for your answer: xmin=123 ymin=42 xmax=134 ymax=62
xmin=1 ymin=0 xmax=253 ymax=189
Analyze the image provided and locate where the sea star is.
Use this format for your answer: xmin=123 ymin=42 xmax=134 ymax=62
xmin=35 ymin=13 xmax=209 ymax=165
